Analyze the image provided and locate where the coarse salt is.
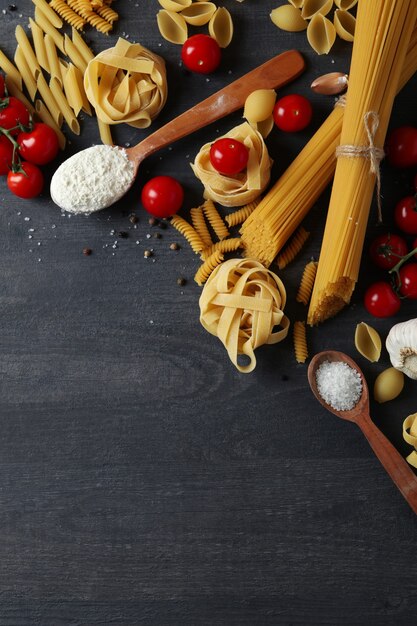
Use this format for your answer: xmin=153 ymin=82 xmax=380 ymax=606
xmin=316 ymin=361 xmax=362 ymax=411
xmin=50 ymin=145 xmax=135 ymax=214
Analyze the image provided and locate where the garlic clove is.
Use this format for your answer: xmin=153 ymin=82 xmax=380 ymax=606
xmin=354 ymin=322 xmax=381 ymax=362
xmin=386 ymin=318 xmax=417 ymax=380
xmin=311 ymin=72 xmax=348 ymax=95
xmin=374 ymin=367 xmax=404 ymax=403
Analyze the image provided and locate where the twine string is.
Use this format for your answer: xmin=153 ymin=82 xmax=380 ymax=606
xmin=335 ymin=111 xmax=385 ymax=222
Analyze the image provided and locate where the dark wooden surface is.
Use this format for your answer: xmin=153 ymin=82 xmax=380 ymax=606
xmin=1 ymin=2 xmax=417 ymax=624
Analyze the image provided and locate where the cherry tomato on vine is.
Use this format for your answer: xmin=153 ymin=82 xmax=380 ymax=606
xmin=7 ymin=161 xmax=44 ymax=199
xmin=0 ymin=97 xmax=30 ymax=135
xmin=0 ymin=74 xmax=5 ymax=98
xmin=364 ymin=281 xmax=401 ymax=318
xmin=17 ymin=123 xmax=59 ymax=165
xmin=398 ymin=263 xmax=417 ymax=299
xmin=394 ymin=195 xmax=417 ymax=235
xmin=369 ymin=232 xmax=408 ymax=270
xmin=273 ymin=94 xmax=313 ymax=132
xmin=385 ymin=126 xmax=417 ymax=169
xmin=181 ymin=34 xmax=221 ymax=74
xmin=0 ymin=135 xmax=14 ymax=175
xmin=141 ymin=175 xmax=184 ymax=218
xmin=209 ymin=138 xmax=249 ymax=176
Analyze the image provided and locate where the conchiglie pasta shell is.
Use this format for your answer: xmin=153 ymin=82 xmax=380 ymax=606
xmin=209 ymin=7 xmax=233 ymax=48
xmin=244 ymin=89 xmax=276 ymax=123
xmin=374 ymin=368 xmax=404 ymax=404
xmin=288 ymin=0 xmax=304 ymax=8
xmin=180 ymin=2 xmax=216 ymax=26
xmin=157 ymin=10 xmax=188 ymax=44
xmin=334 ymin=0 xmax=357 ymax=10
xmin=354 ymin=322 xmax=381 ymax=363
xmin=307 ymin=13 xmax=336 ymax=54
xmin=158 ymin=0 xmax=192 ymax=12
xmin=270 ymin=5 xmax=307 ymax=32
xmin=249 ymin=116 xmax=275 ymax=139
xmin=301 ymin=0 xmax=333 ymax=20
xmin=334 ymin=9 xmax=355 ymax=42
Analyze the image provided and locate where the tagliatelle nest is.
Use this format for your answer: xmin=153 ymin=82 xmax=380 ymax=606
xmin=191 ymin=122 xmax=272 ymax=207
xmin=199 ymin=258 xmax=290 ymax=373
xmin=84 ymin=37 xmax=168 ymax=128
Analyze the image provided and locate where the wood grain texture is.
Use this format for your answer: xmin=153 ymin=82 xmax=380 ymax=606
xmin=1 ymin=1 xmax=417 ymax=625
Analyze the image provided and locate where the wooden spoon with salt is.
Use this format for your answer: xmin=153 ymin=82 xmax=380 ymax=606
xmin=308 ymin=350 xmax=417 ymax=515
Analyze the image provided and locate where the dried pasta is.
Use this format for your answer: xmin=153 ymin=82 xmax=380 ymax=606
xmin=334 ymin=9 xmax=355 ymax=42
xmin=64 ymin=34 xmax=88 ymax=73
xmin=157 ymin=10 xmax=188 ymax=44
xmin=158 ymin=0 xmax=192 ymax=11
xmin=301 ymin=0 xmax=333 ymax=20
xmin=14 ymin=47 xmax=37 ymax=100
xmin=170 ymin=215 xmax=205 ymax=253
xmin=202 ymin=199 xmax=230 ymax=241
xmin=36 ymin=73 xmax=63 ymax=126
xmin=97 ymin=116 xmax=113 ymax=145
xmin=199 ymin=258 xmax=290 ymax=373
xmin=403 ymin=413 xmax=417 ymax=468
xmin=296 ymin=261 xmax=318 ymax=305
xmin=49 ymin=76 xmax=80 ymax=133
xmin=307 ymin=13 xmax=336 ymax=54
xmin=194 ymin=250 xmax=225 ymax=286
xmin=270 ymin=6 xmax=307 ymax=32
xmin=64 ymin=63 xmax=92 ymax=116
xmin=334 ymin=0 xmax=357 ymax=9
xmin=244 ymin=90 xmax=276 ymax=124
xmin=208 ymin=7 xmax=233 ymax=48
xmin=0 ymin=49 xmax=23 ymax=90
xmin=96 ymin=4 xmax=119 ymax=23
xmin=293 ymin=321 xmax=308 ymax=363
xmin=34 ymin=7 xmax=65 ymax=54
xmin=29 ymin=18 xmax=50 ymax=73
xmin=84 ymin=13 xmax=113 ymax=34
xmin=15 ymin=25 xmax=41 ymax=79
xmin=5 ymin=76 xmax=35 ymax=115
xmin=276 ymin=227 xmax=310 ymax=270
xmin=191 ymin=122 xmax=272 ymax=208
xmin=225 ymin=200 xmax=260 ymax=227
xmin=200 ymin=238 xmax=243 ymax=261
xmin=31 ymin=0 xmax=63 ymax=28
xmin=181 ymin=3 xmax=216 ymax=26
xmin=308 ymin=0 xmax=417 ymax=325
xmin=190 ymin=205 xmax=213 ymax=248
xmin=71 ymin=28 xmax=95 ymax=65
xmin=49 ymin=0 xmax=86 ymax=30
xmin=45 ymin=34 xmax=63 ymax=86
xmin=84 ymin=38 xmax=168 ymax=128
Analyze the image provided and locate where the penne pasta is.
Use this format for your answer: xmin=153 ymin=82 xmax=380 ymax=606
xmin=49 ymin=76 xmax=81 ymax=134
xmin=36 ymin=73 xmax=63 ymax=126
xmin=0 ymin=49 xmax=23 ymax=91
xmin=64 ymin=63 xmax=92 ymax=116
xmin=5 ymin=76 xmax=35 ymax=115
xmin=29 ymin=18 xmax=50 ymax=73
xmin=44 ymin=34 xmax=63 ymax=87
xmin=34 ymin=7 xmax=65 ymax=54
xmin=31 ymin=0 xmax=63 ymax=29
xmin=15 ymin=25 xmax=41 ymax=79
xmin=64 ymin=34 xmax=88 ymax=74
xmin=71 ymin=27 xmax=95 ymax=65
xmin=14 ymin=46 xmax=38 ymax=100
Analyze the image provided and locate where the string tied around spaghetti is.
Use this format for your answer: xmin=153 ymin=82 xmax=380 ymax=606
xmin=335 ymin=111 xmax=385 ymax=222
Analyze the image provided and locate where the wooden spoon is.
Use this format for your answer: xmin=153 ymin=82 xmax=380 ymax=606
xmin=51 ymin=50 xmax=305 ymax=213
xmin=308 ymin=350 xmax=417 ymax=515
xmin=125 ymin=49 xmax=305 ymax=175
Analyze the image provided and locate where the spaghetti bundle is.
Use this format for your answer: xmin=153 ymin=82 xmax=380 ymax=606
xmin=308 ymin=0 xmax=417 ymax=325
xmin=240 ymin=25 xmax=417 ymax=269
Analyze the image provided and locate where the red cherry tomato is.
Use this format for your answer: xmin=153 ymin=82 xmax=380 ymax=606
xmin=364 ymin=281 xmax=401 ymax=318
xmin=394 ymin=195 xmax=417 ymax=235
xmin=141 ymin=175 xmax=184 ymax=218
xmin=17 ymin=122 xmax=59 ymax=165
xmin=7 ymin=161 xmax=44 ymax=199
xmin=398 ymin=263 xmax=417 ymax=299
xmin=0 ymin=97 xmax=30 ymax=135
xmin=0 ymin=74 xmax=5 ymax=98
xmin=273 ymin=94 xmax=313 ymax=132
xmin=209 ymin=138 xmax=249 ymax=176
xmin=181 ymin=35 xmax=221 ymax=74
xmin=369 ymin=232 xmax=408 ymax=270
xmin=0 ymin=135 xmax=14 ymax=175
xmin=385 ymin=126 xmax=417 ymax=168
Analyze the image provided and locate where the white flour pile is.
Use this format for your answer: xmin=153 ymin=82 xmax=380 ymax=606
xmin=50 ymin=145 xmax=135 ymax=214
xmin=316 ymin=360 xmax=362 ymax=411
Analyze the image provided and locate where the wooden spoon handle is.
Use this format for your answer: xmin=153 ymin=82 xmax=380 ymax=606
xmin=358 ymin=417 xmax=417 ymax=515
xmin=128 ymin=49 xmax=305 ymax=166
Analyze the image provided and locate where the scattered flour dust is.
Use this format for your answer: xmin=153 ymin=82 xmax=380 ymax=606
xmin=50 ymin=145 xmax=135 ymax=214
xmin=316 ymin=360 xmax=362 ymax=411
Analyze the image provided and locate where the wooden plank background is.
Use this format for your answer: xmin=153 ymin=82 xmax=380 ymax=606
xmin=1 ymin=1 xmax=417 ymax=624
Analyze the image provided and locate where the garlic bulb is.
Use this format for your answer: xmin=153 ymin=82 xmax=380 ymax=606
xmin=386 ymin=318 xmax=417 ymax=380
